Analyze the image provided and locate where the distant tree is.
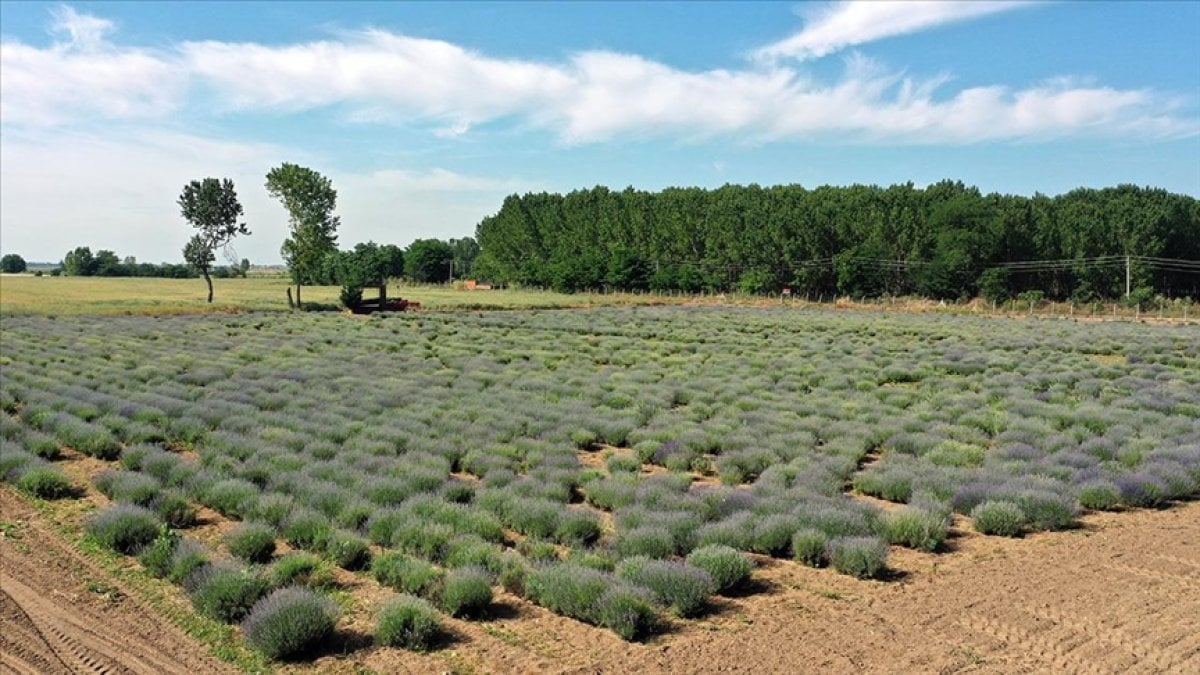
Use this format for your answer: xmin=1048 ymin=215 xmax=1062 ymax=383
xmin=265 ymin=163 xmax=339 ymax=309
xmin=605 ymin=246 xmax=649 ymax=290
xmin=93 ymin=250 xmax=123 ymax=277
xmin=0 ymin=254 xmax=27 ymax=273
xmin=380 ymin=244 xmax=405 ymax=279
xmin=239 ymin=258 xmax=251 ymax=278
xmin=405 ymin=239 xmax=454 ymax=283
xmin=178 ymin=178 xmax=250 ymax=303
xmin=448 ymin=237 xmax=480 ymax=279
xmin=977 ymin=268 xmax=1010 ymax=305
xmin=62 ymin=246 xmax=96 ymax=276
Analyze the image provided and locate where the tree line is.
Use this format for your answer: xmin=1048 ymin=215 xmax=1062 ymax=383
xmin=473 ymin=181 xmax=1200 ymax=301
xmin=53 ymin=247 xmax=249 ymax=279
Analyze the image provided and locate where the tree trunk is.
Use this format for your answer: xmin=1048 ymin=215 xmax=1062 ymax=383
xmin=296 ymin=283 xmax=303 ymax=310
xmin=286 ymin=287 xmax=295 ymax=309
xmin=204 ymin=270 xmax=213 ymax=303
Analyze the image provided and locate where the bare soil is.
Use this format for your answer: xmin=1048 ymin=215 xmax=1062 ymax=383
xmin=0 ymin=488 xmax=234 ymax=675
xmin=3 ymin=481 xmax=1198 ymax=674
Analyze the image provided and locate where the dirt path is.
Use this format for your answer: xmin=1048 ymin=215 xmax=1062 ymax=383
xmin=0 ymin=488 xmax=234 ymax=675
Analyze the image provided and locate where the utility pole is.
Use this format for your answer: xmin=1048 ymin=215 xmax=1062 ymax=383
xmin=1125 ymin=255 xmax=1131 ymax=297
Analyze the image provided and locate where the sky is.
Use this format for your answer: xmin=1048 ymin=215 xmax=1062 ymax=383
xmin=1 ymin=1 xmax=1198 ymax=265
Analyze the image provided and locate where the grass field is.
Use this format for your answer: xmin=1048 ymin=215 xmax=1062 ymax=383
xmin=0 ymin=275 xmax=677 ymax=316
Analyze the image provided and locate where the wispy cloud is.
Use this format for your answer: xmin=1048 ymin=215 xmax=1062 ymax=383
xmin=0 ymin=6 xmax=180 ymax=125
xmin=754 ymin=1 xmax=1033 ymax=62
xmin=1 ymin=4 xmax=1195 ymax=145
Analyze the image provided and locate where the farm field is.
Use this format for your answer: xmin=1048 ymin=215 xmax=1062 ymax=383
xmin=0 ymin=275 xmax=681 ymax=316
xmin=2 ymin=306 xmax=1199 ymax=672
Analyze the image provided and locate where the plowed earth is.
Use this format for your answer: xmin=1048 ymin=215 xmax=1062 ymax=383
xmin=2 ymin=480 xmax=1198 ymax=674
xmin=0 ymin=488 xmax=234 ymax=675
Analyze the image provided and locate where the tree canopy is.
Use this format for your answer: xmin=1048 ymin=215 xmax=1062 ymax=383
xmin=266 ymin=163 xmax=340 ymax=307
xmin=1 ymin=254 xmax=28 ymax=273
xmin=475 ymin=182 xmax=1200 ymax=299
xmin=178 ymin=177 xmax=249 ymax=302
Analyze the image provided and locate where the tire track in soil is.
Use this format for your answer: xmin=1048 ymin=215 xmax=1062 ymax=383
xmin=1021 ymin=603 xmax=1179 ymax=673
xmin=0 ymin=488 xmax=235 ymax=675
xmin=957 ymin=613 xmax=1102 ymax=675
xmin=1104 ymin=562 xmax=1200 ymax=591
xmin=0 ymin=587 xmax=71 ymax=675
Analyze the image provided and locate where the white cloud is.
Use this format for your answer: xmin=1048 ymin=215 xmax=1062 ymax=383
xmin=755 ymin=1 xmax=1032 ymax=62
xmin=49 ymin=4 xmax=115 ymax=51
xmin=0 ymin=6 xmax=181 ymax=126
xmin=1 ymin=4 xmax=1194 ymax=145
xmin=180 ymin=30 xmax=573 ymax=132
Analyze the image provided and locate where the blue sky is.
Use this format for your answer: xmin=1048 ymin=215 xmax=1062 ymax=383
xmin=1 ymin=1 xmax=1197 ymax=264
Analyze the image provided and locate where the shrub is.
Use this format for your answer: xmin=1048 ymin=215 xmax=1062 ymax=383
xmin=615 ymin=557 xmax=714 ymax=617
xmin=94 ymin=470 xmax=161 ymax=506
xmin=87 ymin=504 xmax=162 ymax=554
xmin=444 ymin=537 xmax=504 ymax=573
xmin=376 ymin=595 xmax=441 ymax=651
xmin=226 ymin=523 xmax=277 ymax=563
xmin=686 ymin=545 xmax=753 ymax=593
xmin=439 ymin=567 xmax=493 ymax=618
xmin=253 ymin=493 xmax=297 ymax=529
xmin=1076 ymin=480 xmax=1121 ymax=511
xmin=63 ymin=424 xmax=121 ymax=460
xmin=372 ymin=552 xmax=444 ymax=598
xmin=17 ymin=466 xmax=73 ymax=499
xmin=242 ymin=587 xmax=339 ymax=660
xmin=752 ymin=514 xmax=799 ymax=557
xmin=24 ymin=432 xmax=61 ymax=460
xmin=791 ymin=529 xmax=828 ymax=567
xmin=596 ymin=585 xmax=659 ymax=641
xmin=526 ymin=563 xmax=610 ymax=624
xmin=1116 ymin=474 xmax=1169 ymax=508
xmin=151 ymin=490 xmax=198 ymax=528
xmin=606 ymin=454 xmax=641 ymax=474
xmin=282 ymin=511 xmax=333 ymax=551
xmin=137 ymin=529 xmax=180 ymax=577
xmin=695 ymin=514 xmax=755 ymax=550
xmin=498 ymin=554 xmax=529 ymax=596
xmin=1013 ymin=491 xmax=1077 ymax=530
xmin=392 ymin=521 xmax=455 ymax=562
xmin=517 ymin=538 xmax=559 ymax=563
xmin=203 ymin=479 xmax=259 ymax=519
xmin=323 ymin=530 xmax=371 ymax=570
xmin=971 ymin=501 xmax=1025 ymax=537
xmin=880 ymin=508 xmax=948 ymax=552
xmin=826 ymin=536 xmax=888 ymax=579
xmin=167 ymin=539 xmax=210 ymax=584
xmin=554 ymin=509 xmax=602 ymax=546
xmin=188 ymin=566 xmax=269 ymax=623
xmin=506 ymin=498 xmax=562 ymax=539
xmin=616 ymin=526 xmax=675 ymax=559
xmin=270 ymin=553 xmax=336 ymax=590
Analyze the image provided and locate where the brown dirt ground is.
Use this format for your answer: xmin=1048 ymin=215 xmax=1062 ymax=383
xmin=3 ymin=472 xmax=1199 ymax=674
xmin=0 ymin=487 xmax=235 ymax=675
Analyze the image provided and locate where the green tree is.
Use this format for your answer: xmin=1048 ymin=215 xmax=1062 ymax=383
xmin=405 ymin=239 xmax=454 ymax=283
xmin=977 ymin=268 xmax=1010 ymax=304
xmin=61 ymin=246 xmax=96 ymax=276
xmin=178 ymin=178 xmax=250 ymax=303
xmin=265 ymin=164 xmax=339 ymax=308
xmin=0 ymin=254 xmax=27 ymax=273
xmin=449 ymin=237 xmax=480 ymax=279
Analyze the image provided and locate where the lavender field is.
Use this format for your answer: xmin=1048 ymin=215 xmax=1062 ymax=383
xmin=2 ymin=307 xmax=1198 ymax=654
